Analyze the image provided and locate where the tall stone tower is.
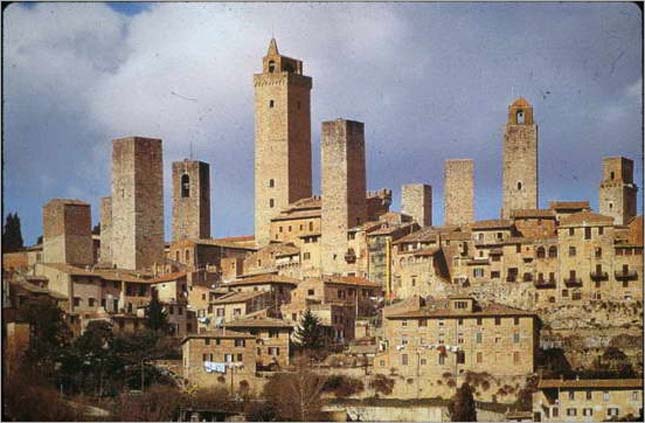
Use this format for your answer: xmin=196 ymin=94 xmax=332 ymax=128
xmin=172 ymin=159 xmax=211 ymax=241
xmin=111 ymin=136 xmax=164 ymax=270
xmin=42 ymin=199 xmax=93 ymax=266
xmin=321 ymin=119 xmax=367 ymax=275
xmin=402 ymin=184 xmax=432 ymax=227
xmin=599 ymin=156 xmax=638 ymax=225
xmin=254 ymin=38 xmax=312 ymax=246
xmin=99 ymin=196 xmax=112 ymax=266
xmin=444 ymin=159 xmax=474 ymax=226
xmin=501 ymin=97 xmax=538 ymax=218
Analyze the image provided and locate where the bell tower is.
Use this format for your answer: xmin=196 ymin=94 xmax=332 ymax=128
xmin=501 ymin=97 xmax=538 ymax=219
xmin=253 ymin=38 xmax=312 ymax=246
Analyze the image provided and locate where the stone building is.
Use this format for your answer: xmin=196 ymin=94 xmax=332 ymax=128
xmin=599 ymin=156 xmax=638 ymax=225
xmin=111 ymin=136 xmax=164 ymax=270
xmin=501 ymin=98 xmax=538 ymax=219
xmin=42 ymin=199 xmax=93 ymax=266
xmin=402 ymin=184 xmax=432 ymax=227
xmin=167 ymin=237 xmax=255 ymax=272
xmin=172 ymin=159 xmax=211 ymax=241
xmin=99 ymin=197 xmax=112 ymax=266
xmin=223 ymin=317 xmax=293 ymax=369
xmin=532 ymin=378 xmax=643 ymax=422
xmin=444 ymin=159 xmax=474 ymax=226
xmin=321 ymin=119 xmax=367 ymax=275
xmin=254 ymin=38 xmax=312 ymax=246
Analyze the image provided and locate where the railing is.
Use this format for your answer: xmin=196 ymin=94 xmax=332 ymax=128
xmin=563 ymin=277 xmax=583 ymax=288
xmin=589 ymin=271 xmax=609 ymax=281
xmin=614 ymin=269 xmax=638 ymax=281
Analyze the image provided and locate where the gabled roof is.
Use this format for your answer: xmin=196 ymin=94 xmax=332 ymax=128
xmin=226 ymin=274 xmax=301 ymax=287
xmin=223 ymin=317 xmax=293 ymax=329
xmin=398 ymin=247 xmax=442 ymax=257
xmin=322 ymin=275 xmax=381 ymax=288
xmin=210 ymin=290 xmax=270 ymax=305
xmin=150 ymin=272 xmax=187 ymax=284
xmin=559 ymin=211 xmax=614 ymax=227
xmin=548 ymin=201 xmax=590 ymax=211
xmin=471 ymin=219 xmax=513 ymax=230
xmin=181 ymin=329 xmax=255 ymax=344
xmin=386 ymin=299 xmax=536 ymax=319
xmin=510 ymin=209 xmax=555 ymax=219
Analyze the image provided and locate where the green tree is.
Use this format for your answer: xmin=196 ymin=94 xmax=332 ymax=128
xmin=2 ymin=212 xmax=24 ymax=252
xmin=293 ymin=308 xmax=325 ymax=351
xmin=146 ymin=289 xmax=169 ymax=333
xmin=448 ymin=382 xmax=477 ymax=422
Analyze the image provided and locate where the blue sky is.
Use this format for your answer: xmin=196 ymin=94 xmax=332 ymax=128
xmin=3 ymin=2 xmax=642 ymax=245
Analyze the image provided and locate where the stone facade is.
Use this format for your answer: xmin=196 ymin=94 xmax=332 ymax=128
xmin=502 ymin=97 xmax=538 ymax=219
xmin=42 ymin=199 xmax=93 ymax=266
xmin=99 ymin=196 xmax=112 ymax=266
xmin=254 ymin=38 xmax=312 ymax=246
xmin=599 ymin=156 xmax=638 ymax=225
xmin=402 ymin=184 xmax=432 ymax=227
xmin=321 ymin=119 xmax=367 ymax=275
xmin=111 ymin=136 xmax=164 ymax=270
xmin=172 ymin=159 xmax=211 ymax=241
xmin=444 ymin=159 xmax=474 ymax=226
xmin=223 ymin=318 xmax=293 ymax=369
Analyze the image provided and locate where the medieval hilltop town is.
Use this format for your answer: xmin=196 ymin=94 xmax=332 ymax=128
xmin=3 ymin=38 xmax=643 ymax=422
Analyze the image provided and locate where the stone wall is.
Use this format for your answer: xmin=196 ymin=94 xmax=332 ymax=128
xmin=444 ymin=159 xmax=474 ymax=226
xmin=100 ymin=196 xmax=112 ymax=266
xmin=42 ymin=199 xmax=93 ymax=266
xmin=599 ymin=156 xmax=638 ymax=225
xmin=402 ymin=184 xmax=432 ymax=227
xmin=172 ymin=160 xmax=211 ymax=241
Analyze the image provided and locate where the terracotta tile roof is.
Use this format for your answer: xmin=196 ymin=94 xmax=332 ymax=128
xmin=94 ymin=269 xmax=152 ymax=283
xmin=443 ymin=231 xmax=472 ymax=241
xmin=538 ymin=379 xmax=643 ymax=390
xmin=150 ymin=272 xmax=187 ymax=284
xmin=510 ymin=209 xmax=555 ymax=219
xmin=215 ymin=235 xmax=255 ymax=243
xmin=271 ymin=209 xmax=321 ymax=221
xmin=255 ymin=242 xmax=300 ymax=257
xmin=181 ymin=329 xmax=255 ymax=344
xmin=322 ymin=275 xmax=381 ymax=288
xmin=503 ymin=237 xmax=532 ymax=245
xmin=398 ymin=247 xmax=442 ymax=257
xmin=223 ymin=317 xmax=294 ymax=329
xmin=45 ymin=198 xmax=89 ymax=206
xmin=386 ymin=299 xmax=536 ymax=319
xmin=226 ymin=273 xmax=301 ymax=287
xmin=511 ymin=97 xmax=531 ymax=108
xmin=393 ymin=226 xmax=441 ymax=244
xmin=367 ymin=222 xmax=417 ymax=237
xmin=181 ymin=238 xmax=257 ymax=250
xmin=40 ymin=263 xmax=97 ymax=276
xmin=210 ymin=290 xmax=270 ymax=305
xmin=548 ymin=201 xmax=590 ymax=210
xmin=559 ymin=211 xmax=614 ymax=227
xmin=471 ymin=219 xmax=513 ymax=230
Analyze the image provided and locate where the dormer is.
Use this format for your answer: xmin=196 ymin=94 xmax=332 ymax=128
xmin=507 ymin=97 xmax=534 ymax=125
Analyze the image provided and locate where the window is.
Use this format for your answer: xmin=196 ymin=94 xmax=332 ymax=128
xmin=178 ymin=306 xmax=183 ymax=315
xmin=401 ymin=354 xmax=408 ymax=366
xmin=584 ymin=227 xmax=591 ymax=240
xmin=269 ymin=199 xmax=274 ymax=208
xmin=477 ymin=318 xmax=482 ymax=326
xmin=569 ymin=227 xmax=575 ymax=236
xmin=537 ymin=247 xmax=545 ymax=258
xmin=307 ymin=289 xmax=315 ymax=296
xmin=458 ymin=318 xmax=464 ymax=326
xmin=235 ymin=339 xmax=245 ymax=347
xmin=233 ymin=308 xmax=242 ymax=316
xmin=309 ymin=222 xmax=313 ymax=231
xmin=420 ymin=358 xmax=427 ymax=365
xmin=572 ymin=291 xmax=581 ymax=301
xmin=269 ymin=100 xmax=274 ymax=108
xmin=517 ymin=181 xmax=522 ymax=190
xmin=438 ymin=319 xmax=444 ymax=327
xmin=474 ymin=268 xmax=484 ymax=278
xmin=268 ymin=60 xmax=275 ymax=73
xmin=224 ymin=354 xmax=233 ymax=362
xmin=89 ymin=298 xmax=95 ymax=307
xmin=216 ymin=308 xmax=225 ymax=317
xmin=268 ymin=179 xmax=274 ymax=188
xmin=73 ymin=297 xmax=80 ymax=307
xmin=569 ymin=246 xmax=576 ymax=257
xmin=516 ymin=110 xmax=525 ymax=124
xmin=495 ymin=334 xmax=501 ymax=344
xmin=438 ymin=354 xmax=445 ymax=365
xmin=562 ymin=289 xmax=569 ymax=297
xmin=303 ymin=252 xmax=311 ymax=260
xmin=583 ymin=408 xmax=593 ymax=417
xmin=476 ymin=332 xmax=482 ymax=343
xmin=632 ymin=391 xmax=640 ymax=401
xmin=568 ymin=391 xmax=575 ymax=400
xmin=476 ymin=352 xmax=483 ymax=363
xmin=101 ymin=298 xmax=106 ymax=308
xmin=456 ymin=351 xmax=465 ymax=364
xmin=495 ymin=317 xmax=501 ymax=326
xmin=181 ymin=174 xmax=190 ymax=197
xmin=552 ymin=407 xmax=559 ymax=418
xmin=513 ymin=333 xmax=520 ymax=343
xmin=268 ymin=347 xmax=280 ymax=356
xmin=607 ymin=408 xmax=619 ymax=417
xmin=419 ymin=319 xmax=427 ymax=327
xmin=514 ymin=317 xmax=520 ymax=325
xmin=491 ymin=271 xmax=500 ymax=278
xmin=586 ymin=391 xmax=592 ymax=400
xmin=566 ymin=408 xmax=577 ymax=417
xmin=169 ymin=305 xmax=175 ymax=315
xmin=237 ymin=353 xmax=243 ymax=362
xmin=496 ymin=232 xmax=503 ymax=240
xmin=205 ymin=338 xmax=211 ymax=345
xmin=401 ymin=320 xmax=408 ymax=327
xmin=610 ymin=171 xmax=615 ymax=180
xmin=513 ymin=352 xmax=520 ymax=363
xmin=548 ymin=246 xmax=558 ymax=258
xmin=603 ymin=391 xmax=610 ymax=401
xmin=595 ymin=247 xmax=602 ymax=258
xmin=599 ymin=226 xmax=604 ymax=235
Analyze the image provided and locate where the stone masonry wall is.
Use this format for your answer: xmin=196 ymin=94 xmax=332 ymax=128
xmin=100 ymin=196 xmax=112 ymax=266
xmin=172 ymin=160 xmax=211 ymax=241
xmin=402 ymin=184 xmax=432 ymax=227
xmin=43 ymin=199 xmax=93 ymax=266
xmin=444 ymin=159 xmax=474 ymax=226
xmin=599 ymin=157 xmax=638 ymax=225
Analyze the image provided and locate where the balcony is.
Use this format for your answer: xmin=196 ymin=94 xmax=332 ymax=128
xmin=563 ymin=277 xmax=583 ymax=288
xmin=534 ymin=277 xmax=556 ymax=289
xmin=615 ymin=269 xmax=638 ymax=281
xmin=589 ymin=270 xmax=609 ymax=282
xmin=344 ymin=248 xmax=357 ymax=264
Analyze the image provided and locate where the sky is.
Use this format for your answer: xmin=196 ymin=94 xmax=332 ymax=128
xmin=3 ymin=2 xmax=643 ymax=245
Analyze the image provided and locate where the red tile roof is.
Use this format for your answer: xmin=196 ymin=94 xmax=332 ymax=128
xmin=223 ymin=317 xmax=294 ymax=329
xmin=559 ymin=211 xmax=614 ymax=227
xmin=386 ymin=299 xmax=536 ymax=319
xmin=548 ymin=201 xmax=590 ymax=210
xmin=471 ymin=219 xmax=513 ymax=230
xmin=226 ymin=274 xmax=301 ymax=287
xmin=510 ymin=209 xmax=555 ymax=219
xmin=538 ymin=379 xmax=643 ymax=390
xmin=181 ymin=329 xmax=255 ymax=344
xmin=322 ymin=275 xmax=381 ymax=288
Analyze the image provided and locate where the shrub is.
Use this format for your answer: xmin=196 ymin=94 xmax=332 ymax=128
xmin=322 ymin=374 xmax=364 ymax=397
xmin=369 ymin=374 xmax=395 ymax=396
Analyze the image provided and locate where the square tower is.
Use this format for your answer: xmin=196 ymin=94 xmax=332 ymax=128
xmin=402 ymin=183 xmax=432 ymax=227
xmin=254 ymin=38 xmax=312 ymax=246
xmin=321 ymin=119 xmax=367 ymax=275
xmin=42 ymin=199 xmax=93 ymax=266
xmin=111 ymin=136 xmax=164 ymax=270
xmin=172 ymin=160 xmax=211 ymax=241
xmin=444 ymin=159 xmax=474 ymax=226
xmin=99 ymin=196 xmax=112 ymax=266
xmin=502 ymin=97 xmax=538 ymax=218
xmin=599 ymin=156 xmax=638 ymax=225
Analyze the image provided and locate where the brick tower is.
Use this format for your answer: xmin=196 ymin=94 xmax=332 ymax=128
xmin=172 ymin=159 xmax=211 ymax=241
xmin=501 ymin=97 xmax=538 ymax=218
xmin=42 ymin=199 xmax=93 ymax=266
xmin=321 ymin=119 xmax=367 ymax=275
xmin=402 ymin=183 xmax=432 ymax=227
xmin=254 ymin=38 xmax=312 ymax=246
xmin=111 ymin=136 xmax=164 ymax=270
xmin=599 ymin=156 xmax=638 ymax=225
xmin=444 ymin=159 xmax=474 ymax=226
xmin=99 ymin=196 xmax=112 ymax=266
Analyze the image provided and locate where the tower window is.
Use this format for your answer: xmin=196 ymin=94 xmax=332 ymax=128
xmin=517 ymin=110 xmax=525 ymax=124
xmin=268 ymin=61 xmax=275 ymax=73
xmin=269 ymin=198 xmax=274 ymax=208
xmin=609 ymin=202 xmax=613 ymax=210
xmin=517 ymin=181 xmax=522 ymax=190
xmin=297 ymin=101 xmax=301 ymax=110
xmin=610 ymin=171 xmax=615 ymax=180
xmin=268 ymin=179 xmax=275 ymax=188
xmin=269 ymin=100 xmax=274 ymax=108
xmin=181 ymin=174 xmax=190 ymax=198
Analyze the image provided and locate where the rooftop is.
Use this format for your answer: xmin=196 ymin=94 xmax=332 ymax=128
xmin=210 ymin=290 xmax=270 ymax=305
xmin=510 ymin=209 xmax=555 ymax=219
xmin=471 ymin=219 xmax=513 ymax=230
xmin=223 ymin=317 xmax=293 ymax=329
xmin=225 ymin=273 xmax=301 ymax=287
xmin=559 ymin=211 xmax=614 ymax=227
xmin=548 ymin=201 xmax=591 ymax=210
xmin=386 ymin=298 xmax=536 ymax=319
xmin=538 ymin=378 xmax=643 ymax=390
xmin=322 ymin=275 xmax=381 ymax=288
xmin=181 ymin=329 xmax=255 ymax=344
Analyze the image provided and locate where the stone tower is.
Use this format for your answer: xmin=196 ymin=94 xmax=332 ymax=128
xmin=42 ymin=199 xmax=93 ymax=266
xmin=444 ymin=159 xmax=474 ymax=226
xmin=599 ymin=156 xmax=638 ymax=225
xmin=111 ymin=136 xmax=164 ymax=270
xmin=254 ymin=38 xmax=312 ymax=246
xmin=99 ymin=196 xmax=112 ymax=266
xmin=321 ymin=119 xmax=367 ymax=274
xmin=402 ymin=183 xmax=432 ymax=227
xmin=501 ymin=97 xmax=538 ymax=218
xmin=172 ymin=160 xmax=211 ymax=241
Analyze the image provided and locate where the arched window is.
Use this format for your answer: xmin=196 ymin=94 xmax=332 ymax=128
xmin=517 ymin=181 xmax=523 ymax=190
xmin=548 ymin=246 xmax=557 ymax=258
xmin=185 ymin=249 xmax=190 ymax=261
xmin=181 ymin=174 xmax=190 ymax=198
xmin=517 ymin=110 xmax=525 ymax=124
xmin=536 ymin=247 xmax=545 ymax=259
xmin=269 ymin=100 xmax=274 ymax=108
xmin=268 ymin=61 xmax=276 ymax=73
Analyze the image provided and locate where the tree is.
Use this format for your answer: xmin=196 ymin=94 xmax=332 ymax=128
xmin=293 ymin=308 xmax=324 ymax=351
xmin=2 ymin=212 xmax=24 ymax=252
xmin=146 ymin=289 xmax=169 ymax=333
xmin=36 ymin=235 xmax=43 ymax=245
xmin=448 ymin=382 xmax=477 ymax=422
xmin=92 ymin=223 xmax=101 ymax=235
